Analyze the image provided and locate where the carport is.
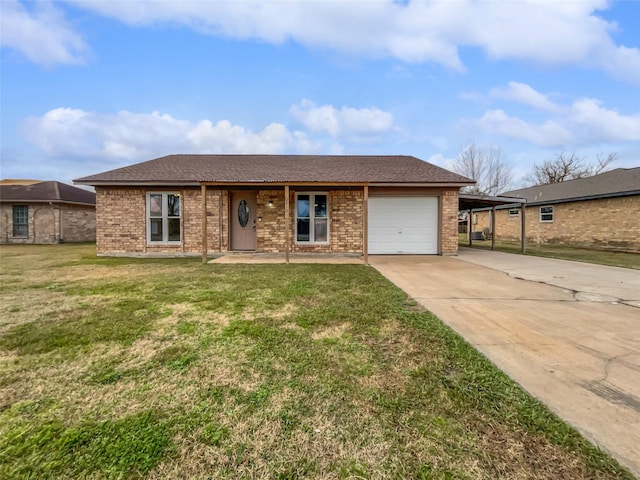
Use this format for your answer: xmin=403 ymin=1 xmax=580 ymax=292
xmin=459 ymin=193 xmax=526 ymax=251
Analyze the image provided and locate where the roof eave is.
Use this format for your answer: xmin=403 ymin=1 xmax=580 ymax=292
xmin=0 ymin=199 xmax=95 ymax=206
xmin=369 ymin=182 xmax=474 ymax=187
xmin=75 ymin=180 xmax=475 ymax=188
xmin=522 ymin=189 xmax=640 ymax=206
xmin=74 ymin=180 xmax=202 ymax=187
xmin=200 ymin=181 xmax=368 ymax=187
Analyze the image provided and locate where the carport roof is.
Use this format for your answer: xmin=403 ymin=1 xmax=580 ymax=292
xmin=459 ymin=193 xmax=525 ymax=210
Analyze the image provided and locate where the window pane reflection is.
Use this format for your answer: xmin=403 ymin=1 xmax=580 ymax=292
xmin=297 ymin=218 xmax=310 ymax=241
xmin=297 ymin=195 xmax=310 ymax=218
xmin=168 ymin=218 xmax=180 ymax=241
xmin=150 ymin=218 xmax=163 ymax=241
xmin=314 ymin=219 xmax=327 ymax=242
xmin=168 ymin=195 xmax=180 ymax=216
xmin=150 ymin=195 xmax=162 ymax=216
xmin=314 ymin=195 xmax=327 ymax=217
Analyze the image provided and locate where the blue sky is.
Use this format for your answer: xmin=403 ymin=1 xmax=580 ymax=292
xmin=1 ymin=0 xmax=639 ymax=189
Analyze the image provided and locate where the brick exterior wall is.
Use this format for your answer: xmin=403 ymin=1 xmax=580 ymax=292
xmin=96 ymin=187 xmax=230 ymax=255
xmin=328 ymin=189 xmax=363 ymax=253
xmin=0 ymin=203 xmax=95 ymax=244
xmin=61 ymin=205 xmax=96 ymax=242
xmin=440 ymin=189 xmax=459 ymax=255
xmin=95 ymin=185 xmax=462 ymax=256
xmin=96 ymin=187 xmax=147 ymax=253
xmin=257 ymin=190 xmax=286 ymax=253
xmin=255 ymin=188 xmax=364 ymax=254
xmin=473 ymin=195 xmax=640 ymax=252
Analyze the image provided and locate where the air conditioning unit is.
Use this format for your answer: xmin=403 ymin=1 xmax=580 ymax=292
xmin=471 ymin=231 xmax=485 ymax=241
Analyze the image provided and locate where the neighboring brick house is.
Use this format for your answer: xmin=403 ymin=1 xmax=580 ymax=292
xmin=0 ymin=180 xmax=96 ymax=244
xmin=74 ymin=155 xmax=474 ymax=260
xmin=474 ymin=167 xmax=640 ymax=252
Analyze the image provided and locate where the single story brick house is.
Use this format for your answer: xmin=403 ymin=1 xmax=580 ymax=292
xmin=473 ymin=167 xmax=640 ymax=252
xmin=74 ymin=154 xmax=474 ymax=261
xmin=0 ymin=179 xmax=96 ymax=244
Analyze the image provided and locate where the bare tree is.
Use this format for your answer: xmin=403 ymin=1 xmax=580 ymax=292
xmin=594 ymin=152 xmax=617 ymax=174
xmin=452 ymin=141 xmax=513 ymax=196
xmin=525 ymin=151 xmax=616 ymax=185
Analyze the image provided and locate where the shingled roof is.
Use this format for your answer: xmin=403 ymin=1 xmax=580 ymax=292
xmin=74 ymin=154 xmax=474 ymax=186
xmin=0 ymin=181 xmax=96 ymax=206
xmin=502 ymin=167 xmax=640 ymax=205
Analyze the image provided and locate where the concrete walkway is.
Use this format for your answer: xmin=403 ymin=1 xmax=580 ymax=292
xmin=208 ymin=253 xmax=362 ymax=264
xmin=370 ymin=251 xmax=640 ymax=476
xmin=458 ymin=248 xmax=640 ymax=307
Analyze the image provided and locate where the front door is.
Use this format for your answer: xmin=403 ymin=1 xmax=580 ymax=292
xmin=230 ymin=191 xmax=257 ymax=251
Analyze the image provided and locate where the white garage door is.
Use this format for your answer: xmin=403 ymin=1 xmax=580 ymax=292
xmin=368 ymin=196 xmax=438 ymax=254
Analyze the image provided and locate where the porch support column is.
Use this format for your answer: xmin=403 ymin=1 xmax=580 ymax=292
xmin=491 ymin=206 xmax=496 ymax=251
xmin=363 ymin=185 xmax=369 ymax=265
xmin=468 ymin=209 xmax=473 ymax=246
xmin=201 ymin=184 xmax=208 ymax=263
xmin=520 ymin=203 xmax=527 ymax=253
xmin=284 ymin=185 xmax=290 ymax=264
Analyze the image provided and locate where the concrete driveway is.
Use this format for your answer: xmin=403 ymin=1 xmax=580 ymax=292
xmin=370 ymin=250 xmax=640 ymax=476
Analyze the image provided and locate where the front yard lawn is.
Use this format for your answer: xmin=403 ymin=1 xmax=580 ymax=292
xmin=0 ymin=244 xmax=633 ymax=479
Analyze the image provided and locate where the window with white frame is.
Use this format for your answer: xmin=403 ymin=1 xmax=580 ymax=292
xmin=540 ymin=206 xmax=554 ymax=222
xmin=147 ymin=193 xmax=181 ymax=243
xmin=296 ymin=193 xmax=328 ymax=243
xmin=13 ymin=205 xmax=28 ymax=237
xmin=508 ymin=208 xmax=519 ymax=217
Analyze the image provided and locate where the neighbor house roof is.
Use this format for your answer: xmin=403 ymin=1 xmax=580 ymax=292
xmin=74 ymin=154 xmax=474 ymax=186
xmin=0 ymin=179 xmax=42 ymax=185
xmin=501 ymin=167 xmax=640 ymax=205
xmin=0 ymin=181 xmax=96 ymax=206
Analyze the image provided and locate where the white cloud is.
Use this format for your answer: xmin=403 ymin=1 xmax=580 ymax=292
xmin=188 ymin=120 xmax=299 ymax=154
xmin=60 ymin=0 xmax=640 ymax=84
xmin=490 ymin=82 xmax=561 ymax=113
xmin=472 ymin=109 xmax=574 ymax=147
xmin=569 ymin=98 xmax=640 ymax=143
xmin=465 ymin=82 xmax=640 ymax=147
xmin=0 ymin=0 xmax=87 ymax=66
xmin=21 ymin=108 xmax=319 ymax=163
xmin=289 ymin=99 xmax=394 ymax=138
xmin=425 ymin=152 xmax=455 ymax=170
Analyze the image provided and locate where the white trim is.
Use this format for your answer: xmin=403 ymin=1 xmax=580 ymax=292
xmin=539 ymin=205 xmax=554 ymax=223
xmin=146 ymin=192 xmax=182 ymax=245
xmin=294 ymin=192 xmax=330 ymax=245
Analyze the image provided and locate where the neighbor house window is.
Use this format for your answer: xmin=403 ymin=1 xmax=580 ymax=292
xmin=147 ymin=193 xmax=181 ymax=243
xmin=508 ymin=209 xmax=519 ymax=217
xmin=296 ymin=193 xmax=328 ymax=243
xmin=12 ymin=205 xmax=28 ymax=237
xmin=540 ymin=206 xmax=554 ymax=222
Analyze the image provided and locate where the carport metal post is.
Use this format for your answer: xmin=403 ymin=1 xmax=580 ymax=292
xmin=467 ymin=209 xmax=473 ymax=246
xmin=491 ymin=206 xmax=496 ymax=250
xmin=520 ymin=203 xmax=526 ymax=253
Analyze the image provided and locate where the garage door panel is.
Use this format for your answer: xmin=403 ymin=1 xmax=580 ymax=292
xmin=368 ymin=196 xmax=438 ymax=254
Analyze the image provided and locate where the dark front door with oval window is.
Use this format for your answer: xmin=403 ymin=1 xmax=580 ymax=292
xmin=231 ymin=191 xmax=257 ymax=251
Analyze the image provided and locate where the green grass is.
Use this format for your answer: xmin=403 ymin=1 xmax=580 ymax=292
xmin=459 ymin=235 xmax=640 ymax=269
xmin=0 ymin=244 xmax=634 ymax=479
